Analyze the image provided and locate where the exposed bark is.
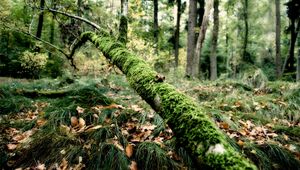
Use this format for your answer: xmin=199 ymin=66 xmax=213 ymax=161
xmin=174 ymin=0 xmax=181 ymax=68
xmin=194 ymin=0 xmax=213 ymax=78
xmin=275 ymin=0 xmax=282 ymax=78
xmin=154 ymin=0 xmax=159 ymax=55
xmin=242 ymin=0 xmax=249 ymax=62
xmin=70 ymin=31 xmax=257 ymax=169
xmin=36 ymin=0 xmax=45 ymax=39
xmin=186 ymin=0 xmax=197 ymax=78
xmin=209 ymin=0 xmax=219 ymax=80
xmin=121 ymin=0 xmax=128 ymax=16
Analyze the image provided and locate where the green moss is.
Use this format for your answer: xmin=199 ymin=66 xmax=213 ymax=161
xmin=72 ymin=31 xmax=257 ymax=169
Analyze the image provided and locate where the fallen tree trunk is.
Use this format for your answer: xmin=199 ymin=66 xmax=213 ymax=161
xmin=71 ymin=31 xmax=257 ymax=169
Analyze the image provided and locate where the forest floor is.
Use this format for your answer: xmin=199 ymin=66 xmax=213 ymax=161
xmin=0 ymin=73 xmax=300 ymax=170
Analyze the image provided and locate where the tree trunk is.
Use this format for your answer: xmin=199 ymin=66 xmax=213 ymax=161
xmin=275 ymin=0 xmax=281 ymax=78
xmin=286 ymin=20 xmax=297 ymax=73
xmin=121 ymin=0 xmax=128 ymax=15
xmin=209 ymin=0 xmax=219 ymax=80
xmin=242 ymin=0 xmax=249 ymax=62
xmin=186 ymin=0 xmax=197 ymax=78
xmin=174 ymin=0 xmax=181 ymax=68
xmin=49 ymin=0 xmax=56 ymax=59
xmin=194 ymin=0 xmax=213 ymax=78
xmin=154 ymin=0 xmax=159 ymax=55
xmin=297 ymin=48 xmax=300 ymax=81
xmin=70 ymin=31 xmax=257 ymax=169
xmin=119 ymin=0 xmax=128 ymax=44
xmin=36 ymin=0 xmax=45 ymax=39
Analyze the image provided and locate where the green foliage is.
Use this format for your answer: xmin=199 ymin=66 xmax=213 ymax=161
xmin=19 ymin=51 xmax=48 ymax=78
xmin=135 ymin=142 xmax=179 ymax=170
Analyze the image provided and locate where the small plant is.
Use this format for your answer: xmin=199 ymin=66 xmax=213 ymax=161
xmin=19 ymin=51 xmax=48 ymax=78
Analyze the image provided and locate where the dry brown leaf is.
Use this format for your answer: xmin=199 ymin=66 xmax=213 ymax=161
xmin=239 ymin=129 xmax=248 ymax=136
xmin=36 ymin=118 xmax=47 ymax=127
xmin=140 ymin=124 xmax=156 ymax=131
xmin=76 ymin=106 xmax=85 ymax=114
xmin=219 ymin=122 xmax=229 ymax=129
xmin=267 ymin=133 xmax=278 ymax=138
xmin=96 ymin=104 xmax=125 ymax=110
xmin=7 ymin=143 xmax=17 ymax=150
xmin=129 ymin=161 xmax=138 ymax=170
xmin=237 ymin=140 xmax=244 ymax=147
xmin=131 ymin=105 xmax=143 ymax=112
xmin=108 ymin=139 xmax=124 ymax=151
xmin=71 ymin=116 xmax=79 ymax=127
xmin=12 ymin=134 xmax=25 ymax=141
xmin=85 ymin=125 xmax=103 ymax=132
xmin=283 ymin=134 xmax=289 ymax=140
xmin=78 ymin=118 xmax=86 ymax=129
xmin=125 ymin=144 xmax=134 ymax=158
xmin=229 ymin=133 xmax=239 ymax=139
xmin=36 ymin=162 xmax=46 ymax=170
xmin=59 ymin=158 xmax=68 ymax=170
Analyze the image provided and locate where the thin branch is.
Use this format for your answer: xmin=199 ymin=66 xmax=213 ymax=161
xmin=46 ymin=8 xmax=101 ymax=31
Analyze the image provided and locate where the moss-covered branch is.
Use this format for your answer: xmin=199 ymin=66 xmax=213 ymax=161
xmin=71 ymin=31 xmax=257 ymax=169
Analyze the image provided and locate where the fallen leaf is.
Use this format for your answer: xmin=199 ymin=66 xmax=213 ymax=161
xmin=107 ymin=139 xmax=124 ymax=151
xmin=59 ymin=158 xmax=68 ymax=170
xmin=140 ymin=124 xmax=156 ymax=131
xmin=85 ymin=125 xmax=103 ymax=132
xmin=237 ymin=140 xmax=244 ymax=147
xmin=7 ymin=143 xmax=17 ymax=150
xmin=125 ymin=144 xmax=134 ymax=158
xmin=12 ymin=134 xmax=25 ymax=141
xmin=76 ymin=106 xmax=85 ymax=114
xmin=129 ymin=161 xmax=138 ymax=170
xmin=131 ymin=105 xmax=143 ymax=112
xmin=219 ymin=122 xmax=229 ymax=129
xmin=239 ymin=129 xmax=248 ymax=136
xmin=37 ymin=118 xmax=47 ymax=127
xmin=283 ymin=134 xmax=289 ymax=140
xmin=36 ymin=163 xmax=46 ymax=170
xmin=267 ymin=133 xmax=278 ymax=138
xmin=78 ymin=118 xmax=86 ymax=129
xmin=71 ymin=116 xmax=79 ymax=127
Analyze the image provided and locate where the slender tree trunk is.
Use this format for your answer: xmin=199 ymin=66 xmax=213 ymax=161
xmin=71 ymin=31 xmax=257 ymax=169
xmin=186 ymin=0 xmax=197 ymax=78
xmin=194 ymin=0 xmax=213 ymax=78
xmin=49 ymin=0 xmax=56 ymax=59
xmin=119 ymin=0 xmax=128 ymax=44
xmin=154 ymin=0 xmax=159 ymax=55
xmin=297 ymin=48 xmax=300 ymax=81
xmin=209 ymin=0 xmax=219 ymax=80
xmin=121 ymin=0 xmax=128 ymax=15
xmin=286 ymin=20 xmax=297 ymax=72
xmin=174 ymin=0 xmax=181 ymax=68
xmin=242 ymin=0 xmax=249 ymax=62
xmin=36 ymin=0 xmax=45 ymax=39
xmin=275 ymin=0 xmax=281 ymax=78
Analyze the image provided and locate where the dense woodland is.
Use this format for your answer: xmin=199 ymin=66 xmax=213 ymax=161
xmin=0 ymin=0 xmax=300 ymax=169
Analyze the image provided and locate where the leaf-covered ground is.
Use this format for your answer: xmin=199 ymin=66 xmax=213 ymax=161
xmin=0 ymin=74 xmax=300 ymax=170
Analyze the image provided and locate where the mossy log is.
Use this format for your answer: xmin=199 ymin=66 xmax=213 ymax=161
xmin=17 ymin=89 xmax=71 ymax=98
xmin=71 ymin=31 xmax=257 ymax=169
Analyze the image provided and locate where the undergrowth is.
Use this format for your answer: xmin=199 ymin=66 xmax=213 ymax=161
xmin=0 ymin=74 xmax=300 ymax=169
